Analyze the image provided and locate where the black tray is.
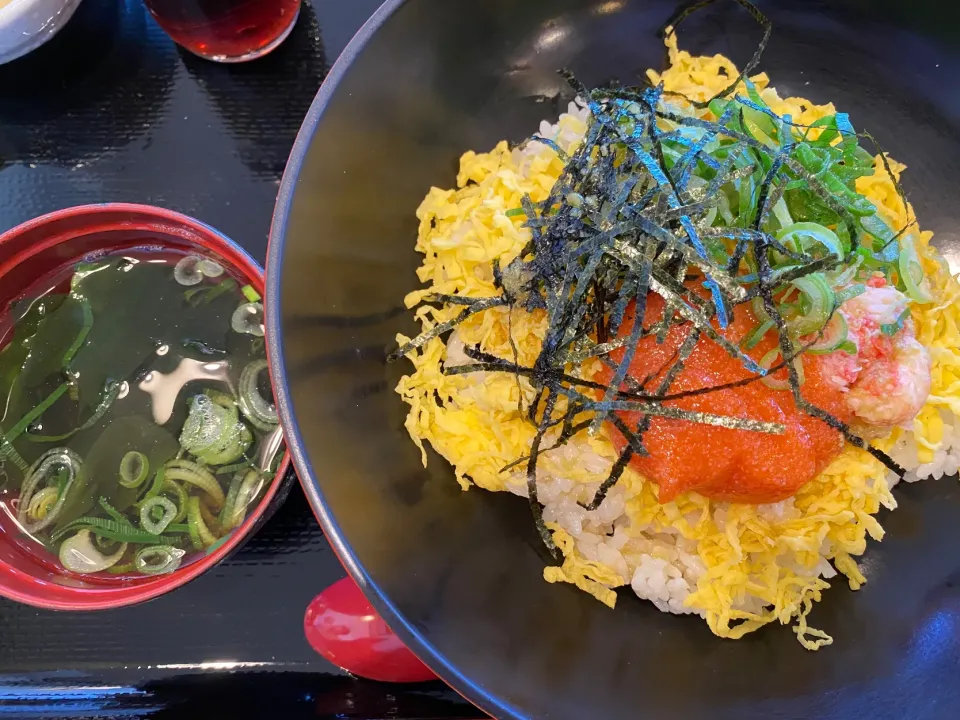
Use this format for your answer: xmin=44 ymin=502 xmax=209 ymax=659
xmin=0 ymin=1 xmax=474 ymax=717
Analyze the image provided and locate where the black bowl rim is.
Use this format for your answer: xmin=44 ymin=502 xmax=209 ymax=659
xmin=266 ymin=1 xmax=509 ymax=717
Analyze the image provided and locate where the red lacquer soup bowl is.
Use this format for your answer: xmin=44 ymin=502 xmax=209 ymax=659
xmin=0 ymin=203 xmax=290 ymax=610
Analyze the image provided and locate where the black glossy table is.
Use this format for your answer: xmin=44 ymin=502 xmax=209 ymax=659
xmin=0 ymin=1 xmax=474 ymax=717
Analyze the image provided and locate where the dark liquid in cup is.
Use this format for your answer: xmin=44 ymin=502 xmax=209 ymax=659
xmin=144 ymin=0 xmax=301 ymax=61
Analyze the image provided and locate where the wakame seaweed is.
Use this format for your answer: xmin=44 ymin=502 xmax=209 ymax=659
xmin=390 ymin=0 xmax=907 ymax=557
xmin=0 ymin=251 xmax=284 ymax=578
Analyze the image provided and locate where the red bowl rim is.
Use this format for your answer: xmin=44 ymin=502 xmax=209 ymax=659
xmin=0 ymin=202 xmax=291 ymax=611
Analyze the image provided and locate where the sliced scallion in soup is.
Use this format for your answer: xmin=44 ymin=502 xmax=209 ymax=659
xmin=0 ymin=250 xmax=282 ymax=577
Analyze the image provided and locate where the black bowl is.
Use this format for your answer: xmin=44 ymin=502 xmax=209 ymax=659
xmin=268 ymin=1 xmax=960 ymax=718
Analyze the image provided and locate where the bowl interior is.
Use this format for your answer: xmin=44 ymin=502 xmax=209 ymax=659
xmin=0 ymin=204 xmax=288 ymax=610
xmin=272 ymin=1 xmax=960 ymax=718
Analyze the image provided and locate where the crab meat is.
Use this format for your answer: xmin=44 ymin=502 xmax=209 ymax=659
xmin=820 ymin=279 xmax=931 ymax=434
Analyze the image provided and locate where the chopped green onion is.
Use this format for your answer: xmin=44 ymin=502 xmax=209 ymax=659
xmin=743 ymin=78 xmax=769 ymax=110
xmin=51 ymin=516 xmax=168 ymax=545
xmin=187 ymin=511 xmax=203 ymax=549
xmin=822 ymin=174 xmax=876 ymax=216
xmin=771 ymin=198 xmax=793 ymax=230
xmin=742 ymin=111 xmax=778 ymax=149
xmin=91 ymin=532 xmax=124 ymax=556
xmin=231 ymin=302 xmax=264 ymax=337
xmin=17 ymin=448 xmax=82 ymax=534
xmin=135 ymin=545 xmax=185 ymax=575
xmin=857 ymin=241 xmax=899 ymax=269
xmin=0 ymin=435 xmax=28 ymax=474
xmin=859 ymin=214 xmax=896 ymax=246
xmin=3 ymin=383 xmax=69 ymax=449
xmin=221 ymin=468 xmax=265 ymax=532
xmin=759 ymin=349 xmax=805 ymax=391
xmin=775 ymin=222 xmax=844 ymax=261
xmin=165 ymin=461 xmax=226 ymax=509
xmin=881 ymin=308 xmax=911 ymax=337
xmin=899 ymin=236 xmax=933 ymax=304
xmin=198 ymin=501 xmax=222 ymax=538
xmin=174 ymin=256 xmax=204 ymax=286
xmin=708 ymin=98 xmax=729 ymax=119
xmin=804 ymin=115 xmax=841 ymax=146
xmin=58 ymin=529 xmax=126 ymax=574
xmin=143 ymin=467 xmax=166 ymax=501
xmin=198 ymin=259 xmax=224 ymax=278
xmin=139 ymin=496 xmax=177 ymax=535
xmin=737 ymin=173 xmax=757 ymax=228
xmin=25 ymin=487 xmax=59 ymax=523
xmin=232 ymin=469 xmax=264 ymax=530
xmin=240 ymin=284 xmax=261 ymax=303
xmin=785 ymin=273 xmax=835 ymax=337
xmin=218 ymin=472 xmax=244 ymax=530
xmin=205 ymin=536 xmax=231 ymax=556
xmin=716 ymin=188 xmax=734 ymax=225
xmin=98 ymin=496 xmax=132 ymax=526
xmin=505 ymin=207 xmax=526 ymax=217
xmin=119 ymin=451 xmax=150 ymax=488
xmin=834 ymin=283 xmax=866 ymax=306
xmin=794 ymin=142 xmax=826 ymax=173
xmin=216 ymin=460 xmax=252 ymax=476
xmin=160 ymin=479 xmax=189 ymax=524
xmin=238 ymin=360 xmax=278 ymax=430
xmin=742 ymin=319 xmax=774 ymax=351
xmin=187 ymin=496 xmax=216 ymax=549
xmin=184 ymin=277 xmax=238 ymax=307
xmin=751 ymin=295 xmax=770 ymax=323
xmin=834 ymin=222 xmax=853 ymax=256
xmin=807 ymin=313 xmax=849 ymax=354
xmin=107 ymin=562 xmax=136 ymax=575
xmin=180 ymin=394 xmax=252 ymax=466
xmin=701 ymin=204 xmax=719 ymax=229
xmin=28 ymin=381 xmax=121 ymax=443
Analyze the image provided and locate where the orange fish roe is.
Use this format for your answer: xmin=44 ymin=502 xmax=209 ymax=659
xmin=601 ymin=293 xmax=851 ymax=504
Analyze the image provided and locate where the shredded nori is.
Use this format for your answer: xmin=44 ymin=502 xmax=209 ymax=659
xmin=391 ymin=0 xmax=905 ymax=556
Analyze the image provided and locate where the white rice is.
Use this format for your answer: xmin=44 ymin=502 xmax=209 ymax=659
xmin=500 ymin=436 xmax=841 ymax=617
xmin=886 ymin=408 xmax=960 ymax=485
xmin=512 ymin=99 xmax=592 ymax=170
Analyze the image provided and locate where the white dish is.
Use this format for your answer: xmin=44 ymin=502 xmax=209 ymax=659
xmin=0 ymin=0 xmax=83 ymax=65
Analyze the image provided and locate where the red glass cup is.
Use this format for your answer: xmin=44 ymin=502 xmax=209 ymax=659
xmin=143 ymin=0 xmax=302 ymax=63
